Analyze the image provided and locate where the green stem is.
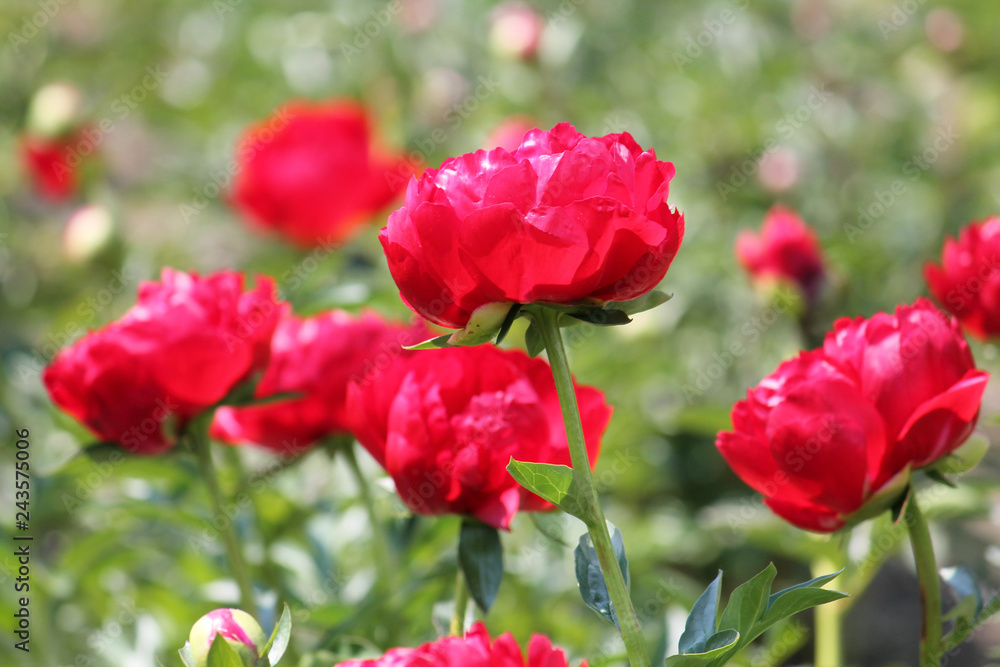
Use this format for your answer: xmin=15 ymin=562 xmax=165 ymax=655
xmin=192 ymin=430 xmax=257 ymax=615
xmin=343 ymin=444 xmax=393 ymax=587
xmin=905 ymin=493 xmax=942 ymax=667
xmin=450 ymin=569 xmax=470 ymax=636
xmin=534 ymin=308 xmax=651 ymax=667
xmin=812 ymin=553 xmax=844 ymax=667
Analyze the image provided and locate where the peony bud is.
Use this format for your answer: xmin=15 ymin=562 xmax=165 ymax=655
xmin=63 ymin=205 xmax=114 ymax=263
xmin=189 ymin=608 xmax=266 ymax=667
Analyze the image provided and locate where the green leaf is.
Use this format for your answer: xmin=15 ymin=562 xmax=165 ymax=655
xmin=179 ymin=643 xmax=197 ymax=667
xmin=458 ymin=520 xmax=504 ymax=613
xmin=263 ymin=603 xmax=292 ymax=665
xmin=943 ymin=567 xmax=983 ymax=619
xmin=925 ymin=468 xmax=957 ymax=488
xmin=506 ymin=459 xmax=588 ymax=519
xmin=403 ymin=333 xmax=458 ymax=350
xmin=678 ymin=571 xmax=723 ymax=654
xmin=614 ymin=290 xmax=672 ymax=315
xmin=759 ymin=587 xmax=848 ymax=633
xmin=81 ymin=441 xmax=127 ymax=463
xmin=568 ymin=307 xmax=632 ymax=326
xmin=573 ymin=525 xmax=630 ymax=628
xmin=765 ymin=568 xmax=844 ymax=613
xmin=664 ymin=630 xmax=739 ymax=665
xmin=718 ymin=563 xmax=776 ymax=640
xmin=494 ymin=303 xmax=522 ymax=344
xmin=524 ymin=321 xmax=545 ymax=358
xmin=207 ymin=635 xmax=244 ymax=667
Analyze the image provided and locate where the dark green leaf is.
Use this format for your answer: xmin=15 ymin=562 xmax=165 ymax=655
xmin=81 ymin=441 xmax=127 ymax=463
xmin=206 ymin=634 xmax=244 ymax=667
xmin=568 ymin=308 xmax=632 ymax=326
xmin=573 ymin=527 xmax=629 ymax=628
xmin=494 ymin=303 xmax=522 ymax=345
xmin=264 ymin=602 xmax=292 ymax=665
xmin=925 ymin=468 xmax=957 ymax=488
xmin=678 ymin=571 xmax=723 ymax=654
xmin=506 ymin=459 xmax=588 ymax=519
xmin=524 ymin=321 xmax=545 ymax=358
xmin=614 ymin=290 xmax=672 ymax=315
xmin=759 ymin=588 xmax=848 ymax=632
xmin=765 ymin=568 xmax=845 ymax=612
xmin=718 ymin=563 xmax=776 ymax=640
xmin=664 ymin=630 xmax=739 ymax=665
xmin=459 ymin=520 xmax=504 ymax=613
xmin=239 ymin=391 xmax=306 ymax=407
xmin=890 ymin=486 xmax=911 ymax=524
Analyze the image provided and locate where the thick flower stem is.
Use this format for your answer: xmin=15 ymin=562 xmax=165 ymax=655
xmin=534 ymin=308 xmax=651 ymax=667
xmin=905 ymin=494 xmax=943 ymax=667
xmin=450 ymin=569 xmax=470 ymax=636
xmin=192 ymin=429 xmax=257 ymax=615
xmin=343 ymin=443 xmax=393 ymax=588
xmin=812 ymin=553 xmax=844 ymax=667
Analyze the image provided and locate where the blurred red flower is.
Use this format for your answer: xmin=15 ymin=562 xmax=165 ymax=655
xmin=347 ymin=345 xmax=610 ymax=530
xmin=735 ymin=205 xmax=826 ymax=302
xmin=925 ymin=216 xmax=1000 ymax=340
xmin=489 ymin=2 xmax=545 ymax=61
xmin=335 ymin=621 xmax=586 ymax=667
xmin=21 ymin=133 xmax=81 ymax=200
xmin=44 ymin=269 xmax=285 ymax=454
xmin=716 ymin=299 xmax=988 ymax=532
xmin=484 ymin=116 xmax=538 ymax=152
xmin=211 ymin=310 xmax=429 ymax=454
xmin=232 ymin=101 xmax=415 ymax=248
xmin=381 ymin=123 xmax=684 ymax=329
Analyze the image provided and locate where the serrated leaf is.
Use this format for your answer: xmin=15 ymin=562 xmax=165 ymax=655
xmin=573 ymin=525 xmax=630 ymax=628
xmin=459 ymin=521 xmax=504 ymax=613
xmin=524 ymin=321 xmax=545 ymax=358
xmin=494 ymin=303 xmax=522 ymax=344
xmin=568 ymin=308 xmax=632 ymax=326
xmin=264 ymin=602 xmax=292 ymax=665
xmin=678 ymin=571 xmax=723 ymax=654
xmin=506 ymin=459 xmax=588 ymax=519
xmin=943 ymin=567 xmax=983 ymax=619
xmin=615 ymin=290 xmax=672 ymax=315
xmin=664 ymin=629 xmax=739 ymax=665
xmin=207 ymin=635 xmax=244 ymax=667
xmin=403 ymin=333 xmax=457 ymax=350
xmin=179 ymin=643 xmax=196 ymax=667
xmin=718 ymin=563 xmax=776 ymax=639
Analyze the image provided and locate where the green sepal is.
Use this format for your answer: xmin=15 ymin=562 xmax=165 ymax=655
xmin=179 ymin=643 xmax=197 ymax=667
xmin=206 ymin=635 xmax=245 ymax=667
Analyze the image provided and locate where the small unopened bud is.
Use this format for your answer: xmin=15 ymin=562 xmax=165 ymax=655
xmin=64 ymin=205 xmax=114 ymax=263
xmin=189 ymin=608 xmax=266 ymax=667
xmin=28 ymin=83 xmax=84 ymax=138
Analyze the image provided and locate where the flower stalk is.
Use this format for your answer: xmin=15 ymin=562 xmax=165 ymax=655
xmin=533 ymin=307 xmax=651 ymax=667
xmin=191 ymin=427 xmax=257 ymax=615
xmin=904 ymin=493 xmax=943 ymax=667
xmin=450 ymin=569 xmax=471 ymax=636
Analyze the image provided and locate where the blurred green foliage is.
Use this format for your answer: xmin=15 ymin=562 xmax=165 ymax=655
xmin=2 ymin=0 xmax=1000 ymax=665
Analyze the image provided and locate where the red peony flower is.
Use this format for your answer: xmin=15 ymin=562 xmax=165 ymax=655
xmin=21 ymin=133 xmax=81 ymax=201
xmin=380 ymin=122 xmax=684 ymax=329
xmin=232 ymin=101 xmax=415 ymax=248
xmin=716 ymin=299 xmax=988 ymax=532
xmin=210 ymin=310 xmax=429 ymax=454
xmin=347 ymin=345 xmax=610 ymax=530
xmin=925 ymin=216 xmax=1000 ymax=340
xmin=44 ymin=269 xmax=285 ymax=454
xmin=335 ymin=621 xmax=586 ymax=667
xmin=735 ymin=205 xmax=826 ymax=302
